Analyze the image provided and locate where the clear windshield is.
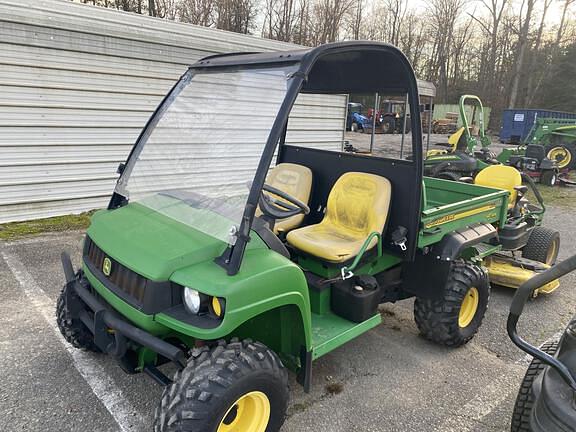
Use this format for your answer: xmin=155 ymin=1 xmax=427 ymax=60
xmin=116 ymin=66 xmax=294 ymax=243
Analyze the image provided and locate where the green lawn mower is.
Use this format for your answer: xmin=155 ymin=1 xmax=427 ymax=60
xmin=56 ymin=42 xmax=561 ymax=432
xmin=425 ymin=96 xmax=559 ymax=186
xmin=424 ymin=94 xmax=498 ymax=181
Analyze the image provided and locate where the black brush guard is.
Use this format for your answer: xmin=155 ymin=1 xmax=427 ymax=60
xmin=61 ymin=252 xmax=187 ymax=377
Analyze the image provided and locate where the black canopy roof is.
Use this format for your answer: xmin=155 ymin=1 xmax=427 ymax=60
xmin=190 ymin=41 xmax=416 ymax=95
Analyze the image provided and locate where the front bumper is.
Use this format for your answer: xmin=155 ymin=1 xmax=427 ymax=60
xmin=61 ymin=252 xmax=187 ymax=371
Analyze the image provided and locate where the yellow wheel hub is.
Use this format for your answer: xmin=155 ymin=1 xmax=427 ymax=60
xmin=218 ymin=391 xmax=270 ymax=432
xmin=546 ymin=238 xmax=559 ymax=265
xmin=547 ymin=146 xmax=572 ymax=169
xmin=459 ymin=287 xmax=479 ymax=328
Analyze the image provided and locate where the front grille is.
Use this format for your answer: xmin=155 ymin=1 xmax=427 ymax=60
xmin=84 ymin=237 xmax=147 ymax=305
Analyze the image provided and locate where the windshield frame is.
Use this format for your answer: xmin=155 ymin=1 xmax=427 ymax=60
xmin=109 ymin=42 xmax=423 ymax=277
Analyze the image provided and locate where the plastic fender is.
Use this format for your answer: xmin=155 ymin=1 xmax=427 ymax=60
xmin=163 ymin=248 xmax=313 ymax=350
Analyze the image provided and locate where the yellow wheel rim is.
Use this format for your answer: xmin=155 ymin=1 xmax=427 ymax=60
xmin=546 ymin=238 xmax=559 ymax=265
xmin=547 ymin=146 xmax=572 ymax=169
xmin=459 ymin=287 xmax=479 ymax=328
xmin=218 ymin=391 xmax=270 ymax=432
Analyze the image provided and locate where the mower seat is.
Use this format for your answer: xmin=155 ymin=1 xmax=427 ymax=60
xmin=259 ymin=163 xmax=313 ymax=234
xmin=448 ymin=127 xmax=466 ymax=152
xmin=474 ymin=165 xmax=522 ymax=208
xmin=286 ymin=172 xmax=391 ymax=263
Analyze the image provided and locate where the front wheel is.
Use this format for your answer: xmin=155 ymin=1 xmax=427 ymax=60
xmin=539 ymin=170 xmax=557 ymax=187
xmin=522 ymin=227 xmax=560 ymax=266
xmin=414 ymin=262 xmax=490 ymax=347
xmin=510 ymin=341 xmax=559 ymax=432
xmin=56 ymin=282 xmax=100 ymax=352
xmin=154 ymin=339 xmax=289 ymax=432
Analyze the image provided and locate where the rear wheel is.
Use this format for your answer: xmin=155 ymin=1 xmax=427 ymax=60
xmin=154 ymin=339 xmax=289 ymax=432
xmin=381 ymin=117 xmax=395 ymax=134
xmin=546 ymin=143 xmax=576 ymax=170
xmin=522 ymin=227 xmax=560 ymax=265
xmin=510 ymin=341 xmax=559 ymax=432
xmin=414 ymin=262 xmax=490 ymax=347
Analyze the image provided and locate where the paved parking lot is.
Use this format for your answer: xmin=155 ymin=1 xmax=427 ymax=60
xmin=1 ymin=202 xmax=575 ymax=432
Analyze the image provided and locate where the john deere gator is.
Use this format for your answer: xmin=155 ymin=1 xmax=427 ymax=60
xmin=56 ymin=42 xmax=560 ymax=431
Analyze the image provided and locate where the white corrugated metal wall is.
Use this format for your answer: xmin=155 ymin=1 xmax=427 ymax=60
xmin=0 ymin=0 xmax=346 ymax=223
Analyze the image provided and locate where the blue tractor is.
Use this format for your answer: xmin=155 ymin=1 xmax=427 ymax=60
xmin=346 ymin=102 xmax=372 ymax=132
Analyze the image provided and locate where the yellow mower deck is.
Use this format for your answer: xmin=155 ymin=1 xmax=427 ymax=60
xmin=484 ymin=255 xmax=559 ymax=297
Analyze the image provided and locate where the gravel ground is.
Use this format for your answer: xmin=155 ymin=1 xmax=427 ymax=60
xmin=1 ymin=185 xmax=575 ymax=431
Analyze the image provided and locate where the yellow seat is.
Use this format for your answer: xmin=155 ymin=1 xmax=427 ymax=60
xmin=258 ymin=163 xmax=313 ymax=234
xmin=474 ymin=165 xmax=522 ymax=208
xmin=448 ymin=126 xmax=466 ymax=151
xmin=286 ymin=172 xmax=392 ymax=263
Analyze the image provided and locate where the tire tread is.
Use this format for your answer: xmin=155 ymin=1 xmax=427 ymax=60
xmin=414 ymin=262 xmax=490 ymax=347
xmin=510 ymin=341 xmax=559 ymax=432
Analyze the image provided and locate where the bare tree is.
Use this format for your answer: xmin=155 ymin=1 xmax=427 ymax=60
xmin=426 ymin=0 xmax=467 ymax=102
xmin=214 ymin=0 xmax=257 ymax=34
xmin=178 ymin=0 xmax=214 ymax=26
xmin=555 ymin=0 xmax=576 ymax=46
xmin=262 ymin=0 xmax=298 ymax=41
xmin=311 ymin=0 xmax=356 ymax=44
xmin=155 ymin=0 xmax=178 ymax=19
xmin=523 ymin=0 xmax=553 ymax=105
xmin=399 ymin=11 xmax=428 ymax=74
xmin=508 ymin=0 xmax=535 ymax=108
xmin=469 ymin=0 xmax=509 ymax=109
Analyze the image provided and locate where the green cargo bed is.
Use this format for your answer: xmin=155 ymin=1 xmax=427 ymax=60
xmin=419 ymin=177 xmax=510 ymax=247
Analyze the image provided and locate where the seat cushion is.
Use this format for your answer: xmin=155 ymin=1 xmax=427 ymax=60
xmin=256 ymin=163 xmax=313 ymax=234
xmin=474 ymin=165 xmax=521 ymax=208
xmin=287 ymin=172 xmax=392 ymax=263
xmin=286 ymin=223 xmax=372 ymax=262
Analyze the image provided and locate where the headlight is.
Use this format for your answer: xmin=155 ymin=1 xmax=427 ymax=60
xmin=183 ymin=288 xmax=201 ymax=314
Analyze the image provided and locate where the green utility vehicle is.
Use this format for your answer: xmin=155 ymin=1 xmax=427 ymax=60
xmin=57 ymin=42 xmax=560 ymax=432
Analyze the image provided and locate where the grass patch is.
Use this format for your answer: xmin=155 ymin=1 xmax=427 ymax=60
xmin=0 ymin=212 xmax=94 ymax=241
xmin=527 ymin=184 xmax=576 ymax=209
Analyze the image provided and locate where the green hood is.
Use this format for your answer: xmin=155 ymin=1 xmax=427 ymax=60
xmin=87 ymin=202 xmax=231 ymax=281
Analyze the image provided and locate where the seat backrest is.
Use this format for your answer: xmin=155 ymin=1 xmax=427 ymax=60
xmin=323 ymin=172 xmax=392 ymax=237
xmin=265 ymin=163 xmax=313 ymax=232
xmin=525 ymin=144 xmax=546 ymax=161
xmin=474 ymin=165 xmax=522 ymax=207
xmin=448 ymin=127 xmax=466 ymax=152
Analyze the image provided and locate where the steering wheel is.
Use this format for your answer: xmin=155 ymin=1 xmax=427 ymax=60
xmin=258 ymin=183 xmax=310 ymax=220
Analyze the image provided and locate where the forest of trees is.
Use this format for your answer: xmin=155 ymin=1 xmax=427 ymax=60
xmin=76 ymin=0 xmax=576 ymax=127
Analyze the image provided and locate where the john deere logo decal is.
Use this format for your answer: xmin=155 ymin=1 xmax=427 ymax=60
xmin=102 ymin=257 xmax=112 ymax=276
